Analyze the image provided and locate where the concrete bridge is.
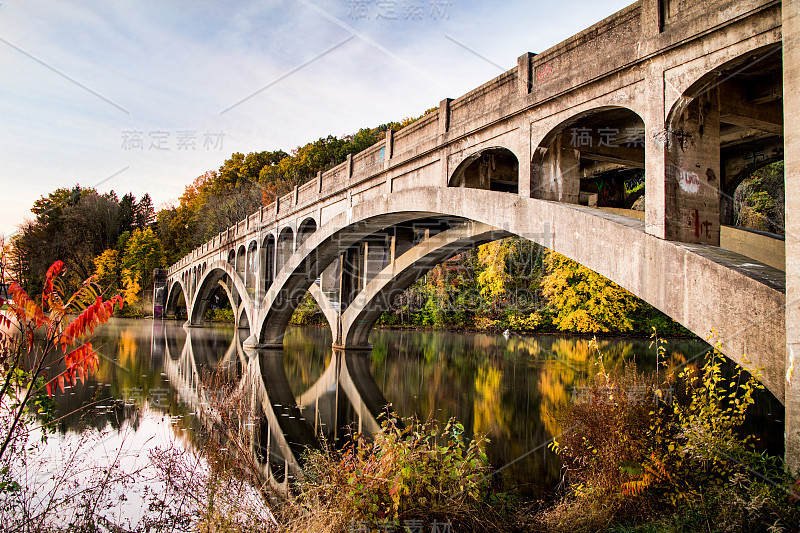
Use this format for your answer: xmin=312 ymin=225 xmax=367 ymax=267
xmin=155 ymin=0 xmax=800 ymax=467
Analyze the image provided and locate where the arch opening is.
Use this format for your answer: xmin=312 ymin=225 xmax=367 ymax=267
xmin=246 ymin=240 xmax=258 ymax=292
xmin=261 ymin=234 xmax=276 ymax=291
xmin=235 ymin=245 xmax=246 ymax=276
xmin=276 ymin=228 xmax=294 ymax=276
xmin=165 ymin=281 xmax=188 ymax=320
xmin=449 ymin=147 xmax=519 ymax=193
xmin=297 ymin=218 xmax=317 ymax=248
xmin=532 ymin=107 xmax=645 ymax=212
xmin=665 ymin=44 xmax=783 ymax=245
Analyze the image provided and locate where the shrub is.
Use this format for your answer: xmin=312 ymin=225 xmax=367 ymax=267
xmin=282 ymin=416 xmax=514 ymax=532
xmin=205 ymin=307 xmax=234 ymax=322
xmin=541 ymin=336 xmax=800 ymax=531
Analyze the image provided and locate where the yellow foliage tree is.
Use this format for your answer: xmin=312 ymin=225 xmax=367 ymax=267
xmin=476 ymin=240 xmax=517 ymax=300
xmin=541 ymin=250 xmax=640 ymax=333
xmin=121 ymin=268 xmax=141 ymax=307
xmin=93 ymin=249 xmax=120 ymax=290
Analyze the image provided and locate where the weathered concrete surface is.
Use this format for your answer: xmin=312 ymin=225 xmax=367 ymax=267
xmin=784 ymin=0 xmax=800 ymax=472
xmin=721 ymin=226 xmax=785 ymax=271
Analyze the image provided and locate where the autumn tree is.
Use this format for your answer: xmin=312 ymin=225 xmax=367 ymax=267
xmin=93 ymin=249 xmax=121 ymax=292
xmin=541 ymin=250 xmax=640 ymax=333
xmin=120 ymin=228 xmax=165 ymax=300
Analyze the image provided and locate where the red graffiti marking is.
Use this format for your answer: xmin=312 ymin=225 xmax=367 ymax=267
xmin=536 ymin=62 xmax=554 ymax=82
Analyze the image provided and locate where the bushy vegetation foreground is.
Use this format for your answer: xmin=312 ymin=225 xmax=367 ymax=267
xmin=1 ymin=266 xmax=797 ymax=531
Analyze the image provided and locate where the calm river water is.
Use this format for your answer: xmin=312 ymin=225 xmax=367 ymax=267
xmin=46 ymin=319 xmax=782 ymax=502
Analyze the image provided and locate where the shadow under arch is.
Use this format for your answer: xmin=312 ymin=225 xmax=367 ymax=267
xmin=297 ymin=217 xmax=318 ymax=248
xmin=165 ymin=279 xmax=189 ymax=319
xmin=342 ymin=221 xmax=510 ymax=348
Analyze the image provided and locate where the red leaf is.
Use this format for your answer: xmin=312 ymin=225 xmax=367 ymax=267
xmin=46 ymin=260 xmax=64 ymax=280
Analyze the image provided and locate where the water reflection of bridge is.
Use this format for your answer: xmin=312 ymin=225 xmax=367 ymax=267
xmin=157 ymin=322 xmax=394 ymax=491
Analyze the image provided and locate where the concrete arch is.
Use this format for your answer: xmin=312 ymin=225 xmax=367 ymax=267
xmin=342 ymin=221 xmax=508 ymax=348
xmin=662 ymin=42 xmax=784 ymax=244
xmin=307 ymin=282 xmax=337 ymax=334
xmin=665 ymin=41 xmax=782 ymax=122
xmin=235 ymin=245 xmax=246 ymax=276
xmin=227 ymin=249 xmax=236 ymax=265
xmin=665 ymin=44 xmax=783 ymax=131
xmin=237 ymin=305 xmax=250 ymax=329
xmin=297 ymin=217 xmax=317 ymax=248
xmin=253 ymin=186 xmax=784 ymax=402
xmin=345 ymin=222 xmax=506 ymax=345
xmin=165 ymin=279 xmax=189 ymax=318
xmin=531 ymin=106 xmax=645 ymax=206
xmin=190 ymin=260 xmax=253 ymax=331
xmin=448 ymin=147 xmax=519 ymax=193
xmin=276 ymin=227 xmax=294 ymax=273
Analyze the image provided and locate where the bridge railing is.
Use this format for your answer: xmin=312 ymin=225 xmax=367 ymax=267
xmin=321 ymin=159 xmax=349 ymax=196
xmin=391 ymin=112 xmax=439 ymax=162
xmin=297 ymin=178 xmax=317 ymax=207
xmin=352 ymin=143 xmax=384 ymax=180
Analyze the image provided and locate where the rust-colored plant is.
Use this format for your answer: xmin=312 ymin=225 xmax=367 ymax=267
xmin=0 ymin=260 xmax=123 ymax=460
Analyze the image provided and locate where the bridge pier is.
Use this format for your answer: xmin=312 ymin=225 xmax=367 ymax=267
xmin=665 ymin=87 xmax=722 ymax=245
xmin=784 ymin=0 xmax=800 ymax=474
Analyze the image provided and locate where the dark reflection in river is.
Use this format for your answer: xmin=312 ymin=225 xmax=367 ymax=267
xmin=49 ymin=319 xmax=783 ymax=499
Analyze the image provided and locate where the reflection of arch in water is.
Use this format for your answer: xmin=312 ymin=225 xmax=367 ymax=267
xmin=160 ymin=324 xmax=396 ymax=491
xmin=297 ymin=348 xmax=393 ymax=439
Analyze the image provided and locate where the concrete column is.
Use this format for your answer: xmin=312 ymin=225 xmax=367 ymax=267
xmin=384 ymin=129 xmax=394 ymax=171
xmin=641 ymin=0 xmax=664 ymax=35
xmin=539 ymin=132 xmax=580 ymax=203
xmin=517 ymin=52 xmax=533 ymax=96
xmin=152 ymin=269 xmax=168 ymax=319
xmin=644 ymin=60 xmax=669 ymax=239
xmin=518 ymin=121 xmax=532 ymax=198
xmin=338 ymin=248 xmax=361 ymax=313
xmin=665 ymin=87 xmax=721 ymax=245
xmin=439 ymin=98 xmax=452 ymax=136
xmin=784 ymin=0 xmax=800 ymax=473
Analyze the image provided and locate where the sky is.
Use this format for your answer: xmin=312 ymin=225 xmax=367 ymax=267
xmin=0 ymin=0 xmax=633 ymax=238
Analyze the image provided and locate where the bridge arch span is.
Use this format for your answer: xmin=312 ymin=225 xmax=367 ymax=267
xmin=297 ymin=217 xmax=317 ymax=248
xmin=165 ymin=279 xmax=189 ymax=318
xmin=253 ymin=186 xmax=784 ymax=401
xmin=341 ymin=221 xmax=510 ymax=348
xmin=190 ymin=260 xmax=253 ymax=331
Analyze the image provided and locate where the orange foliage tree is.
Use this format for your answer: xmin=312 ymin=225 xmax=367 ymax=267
xmin=0 ymin=260 xmax=123 ymax=460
